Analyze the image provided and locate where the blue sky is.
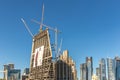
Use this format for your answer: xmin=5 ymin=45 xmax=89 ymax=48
xmin=0 ymin=0 xmax=120 ymax=79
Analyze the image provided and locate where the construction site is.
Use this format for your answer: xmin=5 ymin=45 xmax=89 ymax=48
xmin=1 ymin=4 xmax=77 ymax=80
xmin=27 ymin=25 xmax=77 ymax=80
xmin=24 ymin=4 xmax=78 ymax=80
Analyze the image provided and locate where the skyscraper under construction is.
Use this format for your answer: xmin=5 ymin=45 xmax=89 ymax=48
xmin=22 ymin=4 xmax=77 ymax=80
xmin=29 ymin=29 xmax=56 ymax=80
xmin=29 ymin=28 xmax=77 ymax=80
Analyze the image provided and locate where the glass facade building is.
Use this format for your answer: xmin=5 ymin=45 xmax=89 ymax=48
xmin=96 ymin=68 xmax=100 ymax=80
xmin=99 ymin=58 xmax=106 ymax=80
xmin=107 ymin=58 xmax=115 ymax=80
xmin=8 ymin=69 xmax=21 ymax=80
xmin=80 ymin=57 xmax=93 ymax=80
xmin=86 ymin=57 xmax=93 ymax=80
xmin=80 ymin=63 xmax=87 ymax=80
xmin=115 ymin=57 xmax=120 ymax=80
xmin=4 ymin=64 xmax=21 ymax=80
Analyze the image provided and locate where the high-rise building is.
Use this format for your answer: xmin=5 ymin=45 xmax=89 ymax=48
xmin=96 ymin=68 xmax=100 ymax=80
xmin=26 ymin=4 xmax=77 ymax=80
xmin=4 ymin=64 xmax=14 ymax=71
xmin=86 ymin=57 xmax=93 ymax=80
xmin=3 ymin=64 xmax=21 ymax=80
xmin=80 ymin=63 xmax=87 ymax=80
xmin=96 ymin=68 xmax=99 ymax=76
xmin=99 ymin=58 xmax=106 ymax=80
xmin=80 ymin=57 xmax=93 ymax=80
xmin=29 ymin=29 xmax=55 ymax=80
xmin=56 ymin=50 xmax=77 ymax=80
xmin=107 ymin=58 xmax=115 ymax=80
xmin=115 ymin=56 xmax=120 ymax=80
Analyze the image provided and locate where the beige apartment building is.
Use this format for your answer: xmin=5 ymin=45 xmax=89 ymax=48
xmin=56 ymin=50 xmax=77 ymax=80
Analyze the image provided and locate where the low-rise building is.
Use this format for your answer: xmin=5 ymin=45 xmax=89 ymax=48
xmin=3 ymin=64 xmax=21 ymax=80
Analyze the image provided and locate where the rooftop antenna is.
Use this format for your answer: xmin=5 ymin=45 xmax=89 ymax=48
xmin=40 ymin=4 xmax=44 ymax=32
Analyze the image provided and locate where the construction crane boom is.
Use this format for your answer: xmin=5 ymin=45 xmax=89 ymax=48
xmin=31 ymin=19 xmax=61 ymax=59
xmin=21 ymin=18 xmax=34 ymax=38
xmin=30 ymin=4 xmax=61 ymax=59
xmin=31 ymin=19 xmax=61 ymax=33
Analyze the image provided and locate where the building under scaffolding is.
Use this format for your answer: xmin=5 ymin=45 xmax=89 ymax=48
xmin=23 ymin=3 xmax=77 ymax=80
xmin=29 ymin=29 xmax=55 ymax=80
xmin=29 ymin=28 xmax=77 ymax=80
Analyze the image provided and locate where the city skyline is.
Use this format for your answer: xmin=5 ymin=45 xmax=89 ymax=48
xmin=80 ymin=56 xmax=120 ymax=80
xmin=0 ymin=0 xmax=120 ymax=79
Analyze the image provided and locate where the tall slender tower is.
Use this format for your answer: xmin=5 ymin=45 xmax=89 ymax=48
xmin=99 ymin=58 xmax=106 ymax=80
xmin=80 ymin=63 xmax=87 ymax=80
xmin=86 ymin=57 xmax=93 ymax=80
xmin=96 ymin=67 xmax=100 ymax=80
xmin=107 ymin=58 xmax=115 ymax=80
xmin=96 ymin=68 xmax=99 ymax=77
xmin=115 ymin=56 xmax=120 ymax=80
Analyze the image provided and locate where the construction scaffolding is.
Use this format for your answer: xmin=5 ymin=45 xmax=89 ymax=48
xmin=29 ymin=29 xmax=77 ymax=80
xmin=21 ymin=3 xmax=77 ymax=80
xmin=29 ymin=29 xmax=55 ymax=80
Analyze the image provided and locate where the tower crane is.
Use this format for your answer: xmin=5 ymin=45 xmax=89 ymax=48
xmin=21 ymin=4 xmax=61 ymax=60
xmin=31 ymin=4 xmax=61 ymax=59
xmin=21 ymin=18 xmax=35 ymax=70
xmin=40 ymin=4 xmax=44 ymax=32
xmin=21 ymin=18 xmax=34 ymax=38
xmin=31 ymin=19 xmax=61 ymax=59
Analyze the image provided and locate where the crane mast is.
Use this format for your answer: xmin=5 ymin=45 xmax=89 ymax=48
xmin=40 ymin=4 xmax=44 ymax=32
xmin=31 ymin=4 xmax=61 ymax=59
